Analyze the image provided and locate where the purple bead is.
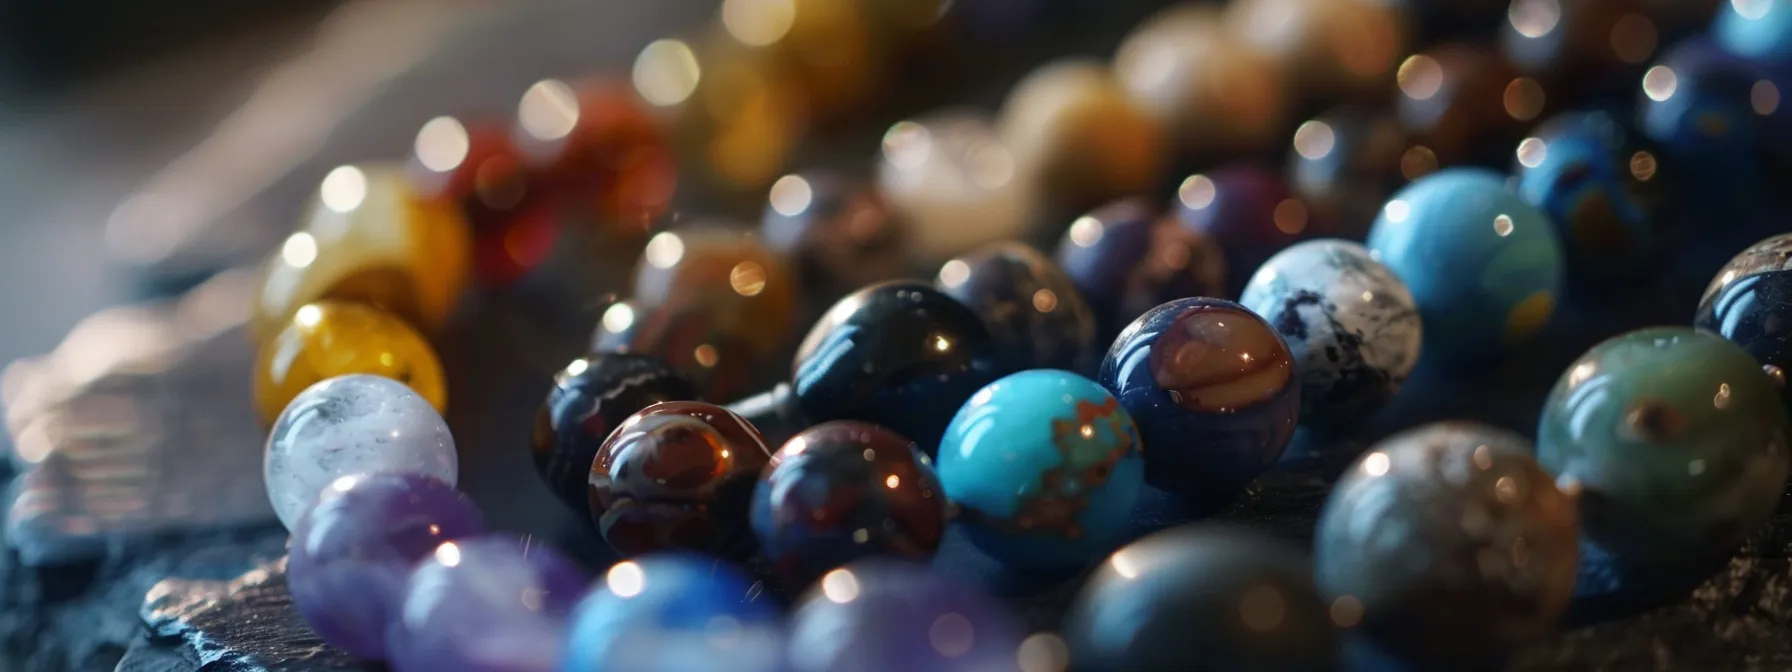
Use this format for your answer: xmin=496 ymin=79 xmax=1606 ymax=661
xmin=787 ymin=561 xmax=1024 ymax=672
xmin=287 ymin=473 xmax=485 ymax=660
xmin=387 ymin=534 xmax=589 ymax=672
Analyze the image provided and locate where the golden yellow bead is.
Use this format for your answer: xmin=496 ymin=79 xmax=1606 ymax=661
xmin=998 ymin=59 xmax=1167 ymax=211
xmin=250 ymin=164 xmax=471 ymax=344
xmin=253 ymin=301 xmax=448 ymax=425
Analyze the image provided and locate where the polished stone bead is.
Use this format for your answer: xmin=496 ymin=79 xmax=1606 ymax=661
xmin=1099 ymin=298 xmax=1299 ymax=509
xmin=387 ymin=535 xmax=587 ymax=672
xmin=762 ymin=171 xmax=908 ymax=303
xmin=877 ymin=111 xmax=1035 ymax=259
xmin=792 ymin=281 xmax=1002 ymax=453
xmin=1223 ymin=0 xmax=1409 ymax=102
xmin=1114 ymin=5 xmax=1289 ymax=160
xmin=512 ymin=78 xmax=676 ymax=234
xmin=1316 ymin=422 xmax=1579 ymax=666
xmin=253 ymin=301 xmax=448 ymax=426
xmin=264 ymin=374 xmax=458 ymax=532
xmin=1697 ymin=234 xmax=1792 ymax=416
xmin=936 ymin=242 xmax=1098 ymax=373
xmin=1538 ymin=327 xmax=1790 ymax=570
xmin=1065 ymin=525 xmax=1337 ymax=672
xmin=1636 ymin=37 xmax=1776 ymax=181
xmin=563 ymin=554 xmax=784 ymax=672
xmin=1239 ymin=240 xmax=1422 ymax=431
xmin=589 ymin=401 xmax=774 ymax=559
xmin=939 ymin=370 xmax=1144 ymax=570
xmin=531 ymin=354 xmax=697 ymax=513
xmin=786 ymin=561 xmax=1025 ymax=672
xmin=407 ymin=117 xmax=560 ymax=287
xmin=1056 ymin=198 xmax=1227 ymax=342
xmin=999 ymin=59 xmax=1167 ymax=211
xmin=752 ymin=421 xmax=950 ymax=586
xmin=287 ymin=473 xmax=485 ymax=660
xmin=1288 ymin=107 xmax=1412 ymax=234
xmin=1173 ymin=166 xmax=1341 ymax=297
xmin=1513 ymin=110 xmax=1679 ymax=277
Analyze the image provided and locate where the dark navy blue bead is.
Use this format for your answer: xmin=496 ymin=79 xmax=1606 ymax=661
xmin=1056 ymin=198 xmax=1227 ymax=342
xmin=1514 ymin=110 xmax=1679 ymax=277
xmin=937 ymin=242 xmax=1098 ymax=374
xmin=531 ymin=354 xmax=696 ymax=512
xmin=1696 ymin=234 xmax=1792 ymax=418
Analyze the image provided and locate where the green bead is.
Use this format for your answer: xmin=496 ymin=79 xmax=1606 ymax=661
xmin=1538 ymin=327 xmax=1790 ymax=568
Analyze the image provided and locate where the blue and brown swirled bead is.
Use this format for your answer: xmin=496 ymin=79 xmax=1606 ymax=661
xmin=938 ymin=370 xmax=1145 ymax=570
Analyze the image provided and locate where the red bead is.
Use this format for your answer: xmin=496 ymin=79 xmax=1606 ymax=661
xmin=513 ymin=79 xmax=677 ymax=238
xmin=407 ymin=117 xmax=559 ymax=287
xmin=587 ymin=401 xmax=774 ymax=559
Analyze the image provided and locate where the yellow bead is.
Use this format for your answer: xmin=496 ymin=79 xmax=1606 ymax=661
xmin=999 ymin=59 xmax=1167 ymax=211
xmin=250 ymin=164 xmax=471 ymax=344
xmin=254 ymin=301 xmax=448 ymax=425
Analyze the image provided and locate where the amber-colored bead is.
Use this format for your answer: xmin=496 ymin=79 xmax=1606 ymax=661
xmin=253 ymin=301 xmax=448 ymax=425
xmin=999 ymin=59 xmax=1167 ymax=211
xmin=408 ymin=117 xmax=559 ymax=287
xmin=1225 ymin=0 xmax=1410 ymax=103
xmin=718 ymin=0 xmax=887 ymax=122
xmin=1114 ymin=5 xmax=1290 ymax=160
xmin=633 ymin=35 xmax=803 ymax=196
xmin=251 ymin=164 xmax=471 ymax=344
xmin=1396 ymin=45 xmax=1543 ymax=167
xmin=511 ymin=79 xmax=677 ymax=238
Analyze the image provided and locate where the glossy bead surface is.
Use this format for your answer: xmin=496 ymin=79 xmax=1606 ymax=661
xmin=752 ymin=421 xmax=949 ymax=585
xmin=1366 ymin=168 xmax=1564 ymax=360
xmin=1099 ymin=299 xmax=1299 ymax=507
xmin=1396 ymin=45 xmax=1541 ymax=166
xmin=792 ymin=281 xmax=1002 ymax=453
xmin=264 ymin=374 xmax=458 ymax=532
xmin=408 ymin=117 xmax=559 ymax=287
xmin=786 ymin=561 xmax=1024 ymax=672
xmin=998 ymin=59 xmax=1166 ymax=210
xmin=1174 ymin=166 xmax=1341 ymax=297
xmin=1538 ymin=327 xmax=1790 ymax=568
xmin=762 ymin=172 xmax=908 ymax=302
xmin=588 ymin=401 xmax=774 ymax=558
xmin=387 ymin=535 xmax=586 ymax=672
xmin=1514 ymin=110 xmax=1677 ymax=276
xmin=1698 ymin=234 xmax=1792 ymax=416
xmin=937 ymin=242 xmax=1097 ymax=373
xmin=1715 ymin=0 xmax=1792 ymax=62
xmin=877 ymin=111 xmax=1034 ymax=259
xmin=1316 ymin=423 xmax=1579 ymax=665
xmin=938 ymin=370 xmax=1143 ymax=570
xmin=563 ymin=554 xmax=784 ymax=672
xmin=1056 ymin=199 xmax=1227 ymax=342
xmin=1066 ymin=526 xmax=1337 ymax=672
xmin=251 ymin=164 xmax=470 ymax=343
xmin=531 ymin=354 xmax=697 ymax=512
xmin=1240 ymin=240 xmax=1422 ymax=431
xmin=630 ymin=228 xmax=799 ymax=401
xmin=1288 ymin=107 xmax=1413 ymax=233
xmin=512 ymin=79 xmax=675 ymax=233
xmin=1224 ymin=0 xmax=1409 ymax=101
xmin=254 ymin=301 xmax=447 ymax=425
xmin=288 ymin=473 xmax=485 ymax=660
xmin=1114 ymin=5 xmax=1289 ymax=159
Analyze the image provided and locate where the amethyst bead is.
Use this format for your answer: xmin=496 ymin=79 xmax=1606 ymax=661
xmin=387 ymin=535 xmax=588 ymax=672
xmin=287 ymin=473 xmax=485 ymax=660
xmin=787 ymin=561 xmax=1025 ymax=672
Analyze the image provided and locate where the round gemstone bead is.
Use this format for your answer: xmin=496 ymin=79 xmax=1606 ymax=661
xmin=1056 ymin=198 xmax=1227 ymax=342
xmin=998 ymin=59 xmax=1167 ymax=211
xmin=531 ymin=354 xmax=696 ymax=512
xmin=1697 ymin=234 xmax=1792 ymax=416
xmin=1512 ymin=110 xmax=1679 ymax=277
xmin=512 ymin=78 xmax=676 ymax=234
xmin=562 ymin=555 xmax=784 ymax=672
xmin=287 ymin=473 xmax=484 ymax=660
xmin=264 ymin=374 xmax=458 ymax=532
xmin=254 ymin=301 xmax=448 ymax=426
xmin=407 ymin=117 xmax=560 ymax=287
xmin=938 ymin=370 xmax=1144 ymax=570
xmin=1113 ymin=5 xmax=1289 ymax=160
xmin=1223 ymin=0 xmax=1409 ymax=101
xmin=387 ymin=535 xmax=587 ymax=672
xmin=1173 ymin=165 xmax=1340 ymax=297
xmin=936 ymin=242 xmax=1098 ymax=373
xmin=786 ymin=561 xmax=1025 ymax=672
xmin=588 ymin=401 xmax=774 ymax=559
xmin=752 ymin=421 xmax=950 ymax=586
xmin=876 ymin=111 xmax=1034 ymax=260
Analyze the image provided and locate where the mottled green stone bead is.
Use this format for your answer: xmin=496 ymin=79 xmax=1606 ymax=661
xmin=1538 ymin=327 xmax=1790 ymax=568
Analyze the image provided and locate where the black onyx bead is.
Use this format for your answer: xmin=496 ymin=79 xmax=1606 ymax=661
xmin=531 ymin=354 xmax=697 ymax=512
xmin=936 ymin=242 xmax=1098 ymax=374
xmin=792 ymin=281 xmax=1002 ymax=453
xmin=1697 ymin=234 xmax=1792 ymax=416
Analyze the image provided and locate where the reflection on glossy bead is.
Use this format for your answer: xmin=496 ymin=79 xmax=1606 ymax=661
xmin=1367 ymin=168 xmax=1564 ymax=360
xmin=288 ymin=473 xmax=484 ymax=660
xmin=1056 ymin=198 xmax=1227 ymax=342
xmin=264 ymin=375 xmax=458 ymax=532
xmin=254 ymin=301 xmax=447 ymax=426
xmin=761 ymin=172 xmax=908 ymax=300
xmin=638 ymin=38 xmax=802 ymax=194
xmin=939 ymin=370 xmax=1143 ymax=570
xmin=1174 ymin=166 xmax=1341 ymax=297
xmin=1538 ymin=327 xmax=1790 ymax=568
xmin=1317 ymin=423 xmax=1578 ymax=665
xmin=1698 ymin=234 xmax=1792 ymax=416
xmin=787 ymin=561 xmax=1025 ymax=672
xmin=1066 ymin=525 xmax=1337 ymax=672
xmin=1715 ymin=0 xmax=1792 ymax=62
xmin=513 ymin=79 xmax=675 ymax=234
xmin=532 ymin=354 xmax=697 ymax=512
xmin=998 ymin=60 xmax=1166 ymax=210
xmin=1114 ymin=5 xmax=1289 ymax=159
xmin=1396 ymin=45 xmax=1541 ymax=166
xmin=938 ymin=242 xmax=1097 ymax=373
xmin=752 ymin=421 xmax=949 ymax=585
xmin=1514 ymin=110 xmax=1677 ymax=276
xmin=251 ymin=164 xmax=471 ymax=343
xmin=1288 ymin=107 xmax=1412 ymax=233
xmin=1638 ymin=37 xmax=1784 ymax=174
xmin=631 ymin=227 xmax=798 ymax=401
xmin=792 ymin=281 xmax=1002 ymax=452
xmin=589 ymin=401 xmax=774 ymax=558
xmin=1240 ymin=240 xmax=1421 ymax=431
xmin=387 ymin=535 xmax=586 ymax=672
xmin=1099 ymin=299 xmax=1298 ymax=508
xmin=877 ymin=110 xmax=1034 ymax=259
xmin=1502 ymin=0 xmax=1661 ymax=80
xmin=563 ymin=554 xmax=784 ymax=672
xmin=1225 ymin=0 xmax=1409 ymax=101
xmin=408 ymin=117 xmax=559 ymax=287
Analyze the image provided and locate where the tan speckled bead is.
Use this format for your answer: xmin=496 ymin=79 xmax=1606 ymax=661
xmin=1115 ymin=4 xmax=1290 ymax=159
xmin=998 ymin=60 xmax=1167 ymax=211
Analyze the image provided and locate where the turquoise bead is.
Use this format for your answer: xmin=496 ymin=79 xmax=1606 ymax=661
xmin=1538 ymin=327 xmax=1790 ymax=569
xmin=1367 ymin=168 xmax=1564 ymax=361
xmin=938 ymin=369 xmax=1144 ymax=570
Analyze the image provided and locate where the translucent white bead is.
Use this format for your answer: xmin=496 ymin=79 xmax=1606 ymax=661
xmin=264 ymin=374 xmax=458 ymax=531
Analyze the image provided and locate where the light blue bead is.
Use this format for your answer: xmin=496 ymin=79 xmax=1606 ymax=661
xmin=561 ymin=554 xmax=784 ymax=672
xmin=937 ymin=369 xmax=1144 ymax=570
xmin=1716 ymin=0 xmax=1792 ymax=62
xmin=1367 ymin=168 xmax=1563 ymax=361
